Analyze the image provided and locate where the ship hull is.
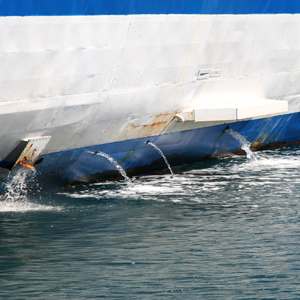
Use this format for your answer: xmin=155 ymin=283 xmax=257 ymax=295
xmin=1 ymin=2 xmax=300 ymax=187
xmin=11 ymin=110 xmax=300 ymax=186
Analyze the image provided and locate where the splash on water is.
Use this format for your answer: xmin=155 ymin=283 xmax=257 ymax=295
xmin=1 ymin=168 xmax=37 ymax=201
xmin=93 ymin=150 xmax=132 ymax=186
xmin=0 ymin=168 xmax=60 ymax=212
xmin=146 ymin=141 xmax=174 ymax=176
xmin=225 ymin=129 xmax=259 ymax=161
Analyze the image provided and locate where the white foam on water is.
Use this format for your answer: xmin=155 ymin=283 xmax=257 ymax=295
xmin=57 ymin=146 xmax=300 ymax=206
xmin=255 ymin=157 xmax=300 ymax=168
xmin=128 ymin=184 xmax=179 ymax=194
xmin=61 ymin=173 xmax=223 ymax=204
xmin=0 ymin=200 xmax=61 ymax=213
xmin=69 ymin=184 xmax=183 ymax=200
xmin=124 ymin=183 xmax=186 ymax=202
xmin=60 ymin=175 xmax=188 ymax=201
xmin=229 ymin=156 xmax=300 ymax=175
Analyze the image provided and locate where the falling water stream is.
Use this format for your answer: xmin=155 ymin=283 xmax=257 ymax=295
xmin=93 ymin=151 xmax=132 ymax=186
xmin=1 ymin=168 xmax=37 ymax=201
xmin=225 ymin=129 xmax=259 ymax=161
xmin=146 ymin=141 xmax=174 ymax=176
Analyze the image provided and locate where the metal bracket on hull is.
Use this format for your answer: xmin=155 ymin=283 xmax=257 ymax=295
xmin=11 ymin=136 xmax=51 ymax=169
xmin=178 ymin=99 xmax=288 ymax=122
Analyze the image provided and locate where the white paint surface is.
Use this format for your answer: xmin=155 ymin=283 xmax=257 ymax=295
xmin=193 ymin=100 xmax=288 ymax=122
xmin=0 ymin=14 xmax=299 ymax=158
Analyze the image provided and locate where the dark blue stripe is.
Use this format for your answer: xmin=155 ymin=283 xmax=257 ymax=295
xmin=0 ymin=0 xmax=300 ymax=16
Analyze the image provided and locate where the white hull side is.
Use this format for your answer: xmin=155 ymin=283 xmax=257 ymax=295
xmin=0 ymin=14 xmax=300 ymax=160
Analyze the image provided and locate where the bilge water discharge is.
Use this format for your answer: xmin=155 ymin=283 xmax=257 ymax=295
xmin=146 ymin=141 xmax=174 ymax=176
xmin=93 ymin=150 xmax=132 ymax=186
xmin=0 ymin=168 xmax=60 ymax=212
xmin=225 ymin=129 xmax=259 ymax=161
xmin=2 ymin=168 xmax=36 ymax=201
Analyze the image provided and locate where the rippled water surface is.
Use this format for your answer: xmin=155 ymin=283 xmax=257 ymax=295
xmin=1 ymin=146 xmax=300 ymax=299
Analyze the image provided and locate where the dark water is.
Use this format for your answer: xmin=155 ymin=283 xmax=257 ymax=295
xmin=1 ymin=146 xmax=300 ymax=299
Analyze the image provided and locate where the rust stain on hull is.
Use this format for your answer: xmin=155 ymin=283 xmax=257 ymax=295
xmin=19 ymin=161 xmax=36 ymax=170
xmin=116 ymin=111 xmax=180 ymax=141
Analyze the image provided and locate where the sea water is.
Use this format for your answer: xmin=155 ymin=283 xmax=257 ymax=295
xmin=1 ymin=146 xmax=300 ymax=299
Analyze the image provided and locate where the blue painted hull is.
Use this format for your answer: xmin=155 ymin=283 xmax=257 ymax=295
xmin=30 ymin=111 xmax=300 ymax=185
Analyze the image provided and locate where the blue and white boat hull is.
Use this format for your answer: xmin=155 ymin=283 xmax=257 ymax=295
xmin=1 ymin=1 xmax=300 ymax=186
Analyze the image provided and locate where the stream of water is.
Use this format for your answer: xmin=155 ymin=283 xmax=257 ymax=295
xmin=226 ymin=129 xmax=260 ymax=161
xmin=146 ymin=141 xmax=174 ymax=176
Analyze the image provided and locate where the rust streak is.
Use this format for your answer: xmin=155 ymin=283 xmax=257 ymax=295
xmin=145 ymin=121 xmax=168 ymax=128
xmin=19 ymin=161 xmax=35 ymax=170
xmin=154 ymin=112 xmax=170 ymax=119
